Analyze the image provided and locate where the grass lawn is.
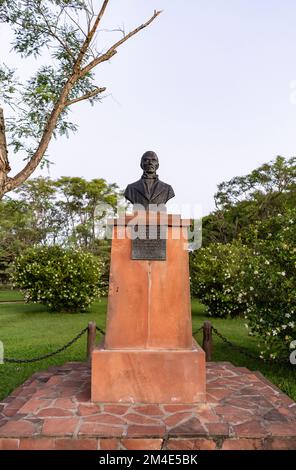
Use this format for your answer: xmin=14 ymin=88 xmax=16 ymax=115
xmin=0 ymin=289 xmax=24 ymax=302
xmin=0 ymin=294 xmax=295 ymax=402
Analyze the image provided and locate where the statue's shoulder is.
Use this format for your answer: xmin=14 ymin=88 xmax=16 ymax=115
xmin=124 ymin=179 xmax=142 ymax=194
xmin=158 ymin=179 xmax=175 ymax=199
xmin=158 ymin=179 xmax=173 ymax=190
xmin=128 ymin=179 xmax=142 ymax=188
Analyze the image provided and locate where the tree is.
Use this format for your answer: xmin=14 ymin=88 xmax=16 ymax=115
xmin=202 ymin=156 xmax=296 ymax=245
xmin=0 ymin=1 xmax=161 ymax=198
xmin=0 ymin=197 xmax=40 ymax=283
xmin=54 ymin=176 xmax=120 ymax=248
xmin=14 ymin=177 xmax=61 ymax=244
xmin=215 ymin=155 xmax=296 ymax=212
xmin=0 ymin=175 xmax=119 ymax=284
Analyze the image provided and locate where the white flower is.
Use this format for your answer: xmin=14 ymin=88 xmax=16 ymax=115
xmin=285 ymin=313 xmax=291 ymax=318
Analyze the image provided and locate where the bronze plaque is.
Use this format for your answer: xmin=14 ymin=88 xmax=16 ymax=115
xmin=131 ymin=225 xmax=167 ymax=260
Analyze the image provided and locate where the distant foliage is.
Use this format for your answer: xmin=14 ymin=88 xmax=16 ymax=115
xmin=202 ymin=156 xmax=296 ymax=246
xmin=12 ymin=246 xmax=103 ymax=312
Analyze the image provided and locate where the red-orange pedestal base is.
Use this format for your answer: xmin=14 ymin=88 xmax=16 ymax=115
xmin=91 ymin=339 xmax=205 ymax=404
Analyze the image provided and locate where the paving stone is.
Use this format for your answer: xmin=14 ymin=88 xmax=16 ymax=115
xmin=163 ymin=412 xmax=193 ymax=427
xmin=204 ymin=423 xmax=230 ymax=436
xmin=53 ymin=398 xmax=76 ymax=410
xmin=165 ymin=438 xmax=216 ymax=450
xmin=125 ymin=413 xmax=163 ymax=426
xmin=264 ymin=423 xmax=296 ymax=436
xmin=233 ymin=419 xmax=269 ymax=438
xmin=19 ymin=438 xmax=55 ymax=450
xmin=163 ymin=404 xmax=196 ymax=413
xmin=36 ymin=408 xmax=74 ymax=417
xmin=54 ymin=438 xmax=97 ymax=450
xmin=205 ymin=389 xmax=233 ymax=400
xmin=42 ymin=418 xmax=80 ymax=436
xmin=264 ymin=438 xmax=296 ymax=450
xmin=122 ymin=439 xmax=163 ymax=450
xmin=103 ymin=405 xmax=130 ymax=415
xmin=0 ymin=438 xmax=20 ymax=450
xmin=133 ymin=405 xmax=164 ymax=416
xmin=83 ymin=413 xmax=125 ymax=425
xmin=126 ymin=425 xmax=166 ymax=438
xmin=0 ymin=420 xmax=37 ymax=437
xmin=222 ymin=438 xmax=263 ymax=450
xmin=78 ymin=423 xmax=124 ymax=437
xmin=18 ymin=398 xmax=52 ymax=415
xmin=169 ymin=417 xmax=207 ymax=436
xmin=99 ymin=438 xmax=120 ymax=450
xmin=263 ymin=409 xmax=288 ymax=422
xmin=78 ymin=404 xmax=101 ymax=416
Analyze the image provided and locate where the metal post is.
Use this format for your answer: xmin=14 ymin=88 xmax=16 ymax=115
xmin=202 ymin=321 xmax=212 ymax=362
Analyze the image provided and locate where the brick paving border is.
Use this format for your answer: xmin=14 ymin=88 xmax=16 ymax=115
xmin=0 ymin=362 xmax=295 ymax=450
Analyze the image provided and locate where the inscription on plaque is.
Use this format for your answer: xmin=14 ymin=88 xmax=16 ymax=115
xmin=132 ymin=225 xmax=167 ymax=260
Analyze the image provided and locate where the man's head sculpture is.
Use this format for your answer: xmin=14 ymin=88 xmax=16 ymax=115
xmin=140 ymin=151 xmax=159 ymax=176
xmin=124 ymin=151 xmax=175 ymax=210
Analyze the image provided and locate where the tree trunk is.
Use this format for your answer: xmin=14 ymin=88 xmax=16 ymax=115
xmin=0 ymin=108 xmax=10 ymax=195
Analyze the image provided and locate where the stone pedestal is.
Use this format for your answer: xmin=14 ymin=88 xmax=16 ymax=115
xmin=91 ymin=213 xmax=206 ymax=404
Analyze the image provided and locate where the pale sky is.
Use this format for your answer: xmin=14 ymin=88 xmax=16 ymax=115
xmin=1 ymin=0 xmax=296 ymax=215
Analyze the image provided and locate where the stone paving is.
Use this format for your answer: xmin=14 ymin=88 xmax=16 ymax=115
xmin=0 ymin=361 xmax=295 ymax=450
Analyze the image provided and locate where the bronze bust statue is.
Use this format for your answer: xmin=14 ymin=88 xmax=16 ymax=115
xmin=124 ymin=151 xmax=175 ymax=210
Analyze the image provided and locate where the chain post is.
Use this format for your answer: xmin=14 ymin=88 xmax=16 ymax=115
xmin=87 ymin=321 xmax=97 ymax=363
xmin=202 ymin=321 xmax=212 ymax=361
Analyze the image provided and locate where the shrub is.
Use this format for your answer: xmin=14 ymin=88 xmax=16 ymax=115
xmin=191 ymin=209 xmax=296 ymax=360
xmin=12 ymin=246 xmax=103 ymax=312
xmin=190 ymin=242 xmax=251 ymax=318
xmin=241 ymin=210 xmax=296 ymax=361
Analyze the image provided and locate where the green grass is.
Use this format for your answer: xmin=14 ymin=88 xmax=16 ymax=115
xmin=0 ymin=299 xmax=107 ymax=400
xmin=0 ymin=289 xmax=24 ymax=301
xmin=191 ymin=299 xmax=296 ymax=401
xmin=0 ymin=297 xmax=295 ymax=402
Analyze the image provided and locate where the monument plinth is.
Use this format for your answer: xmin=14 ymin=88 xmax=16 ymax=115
xmin=91 ymin=213 xmax=206 ymax=404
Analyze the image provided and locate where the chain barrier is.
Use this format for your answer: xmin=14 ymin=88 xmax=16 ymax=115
xmin=3 ymin=323 xmax=288 ymax=366
xmin=4 ymin=327 xmax=88 ymax=364
xmin=96 ymin=326 xmax=106 ymax=336
xmin=211 ymin=325 xmax=289 ymax=365
xmin=192 ymin=326 xmax=203 ymax=336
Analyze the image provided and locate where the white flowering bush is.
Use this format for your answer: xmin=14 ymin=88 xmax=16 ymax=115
xmin=190 ymin=242 xmax=251 ymax=318
xmin=241 ymin=210 xmax=296 ymax=360
xmin=191 ymin=209 xmax=296 ymax=360
xmin=12 ymin=246 xmax=103 ymax=312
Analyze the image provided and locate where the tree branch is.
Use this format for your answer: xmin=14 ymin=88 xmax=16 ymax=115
xmin=0 ymin=107 xmax=11 ymax=192
xmin=65 ymin=87 xmax=106 ymax=106
xmin=74 ymin=0 xmax=110 ymax=70
xmin=4 ymin=76 xmax=77 ymax=194
xmin=64 ymin=9 xmax=88 ymax=40
xmin=79 ymin=10 xmax=162 ymax=78
xmin=36 ymin=7 xmax=76 ymax=62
